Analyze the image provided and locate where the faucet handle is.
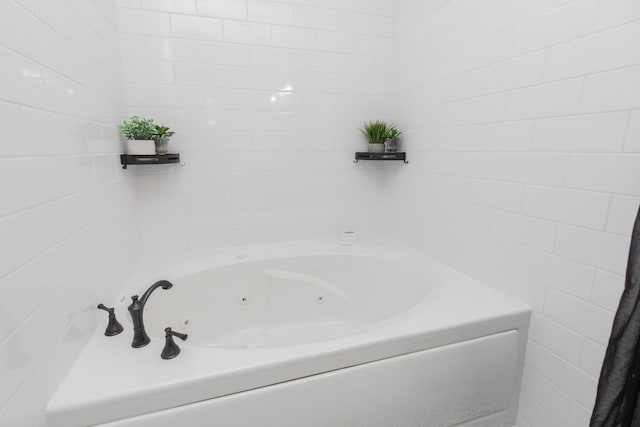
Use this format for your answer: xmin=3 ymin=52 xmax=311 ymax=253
xmin=97 ymin=304 xmax=124 ymax=336
xmin=161 ymin=327 xmax=188 ymax=360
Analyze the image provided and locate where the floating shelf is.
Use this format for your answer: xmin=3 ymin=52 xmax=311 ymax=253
xmin=354 ymin=152 xmax=408 ymax=164
xmin=120 ymin=153 xmax=181 ymax=169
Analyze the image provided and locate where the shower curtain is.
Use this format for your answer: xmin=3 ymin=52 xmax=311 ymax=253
xmin=591 ymin=206 xmax=640 ymax=426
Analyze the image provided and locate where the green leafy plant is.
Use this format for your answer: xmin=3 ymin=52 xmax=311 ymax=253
xmin=386 ymin=126 xmax=402 ymax=139
xmin=360 ymin=120 xmax=389 ymax=144
xmin=118 ymin=116 xmax=156 ymax=140
xmin=153 ymin=125 xmax=174 ymax=141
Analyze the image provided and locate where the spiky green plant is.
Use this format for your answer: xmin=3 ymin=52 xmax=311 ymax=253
xmin=386 ymin=126 xmax=402 ymax=139
xmin=118 ymin=116 xmax=156 ymax=140
xmin=360 ymin=120 xmax=388 ymax=144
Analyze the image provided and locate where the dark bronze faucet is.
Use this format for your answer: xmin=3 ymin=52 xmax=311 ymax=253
xmin=97 ymin=304 xmax=124 ymax=336
xmin=161 ymin=327 xmax=188 ymax=360
xmin=128 ymin=280 xmax=173 ymax=348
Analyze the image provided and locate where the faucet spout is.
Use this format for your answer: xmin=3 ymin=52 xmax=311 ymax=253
xmin=128 ymin=280 xmax=173 ymax=348
xmin=139 ymin=280 xmax=173 ymax=305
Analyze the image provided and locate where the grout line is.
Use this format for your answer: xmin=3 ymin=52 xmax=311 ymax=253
xmin=621 ymin=110 xmax=633 ymax=152
xmin=393 ymin=101 xmax=639 ymax=127
xmin=532 ymin=331 xmax=603 ymax=383
xmin=0 ymin=199 xmax=130 ymax=346
xmin=0 ymin=169 xmax=129 ymax=220
xmin=395 ymin=62 xmax=640 ymax=104
xmin=0 ymin=219 xmax=133 ymax=413
xmin=0 ymin=150 xmax=123 ymax=162
xmin=602 ymin=193 xmax=614 ymax=234
xmin=11 ymin=0 xmax=114 ymax=78
xmin=394 ymin=14 xmax=640 ymax=90
xmin=398 ymin=4 xmax=640 ymax=63
xmin=115 ymin=7 xmax=394 ymax=36
xmin=0 ymin=45 xmax=125 ymax=106
xmin=577 ymin=75 xmax=587 ymax=111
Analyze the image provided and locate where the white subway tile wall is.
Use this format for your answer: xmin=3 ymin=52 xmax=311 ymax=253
xmin=114 ymin=0 xmax=395 ymax=253
xmin=0 ymin=1 xmax=637 ymax=426
xmin=392 ymin=1 xmax=640 ymax=427
xmin=0 ymin=1 xmax=139 ymax=426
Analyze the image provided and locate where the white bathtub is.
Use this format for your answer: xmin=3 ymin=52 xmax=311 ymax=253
xmin=47 ymin=238 xmax=531 ymax=427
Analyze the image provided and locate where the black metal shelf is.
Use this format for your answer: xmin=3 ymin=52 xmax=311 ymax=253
xmin=120 ymin=153 xmax=181 ymax=169
xmin=354 ymin=152 xmax=408 ymax=164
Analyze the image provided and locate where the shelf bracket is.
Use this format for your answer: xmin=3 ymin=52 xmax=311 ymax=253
xmin=120 ymin=153 xmax=181 ymax=169
xmin=354 ymin=152 xmax=408 ymax=164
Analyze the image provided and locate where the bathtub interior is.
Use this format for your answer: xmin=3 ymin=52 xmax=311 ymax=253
xmin=143 ymin=254 xmax=432 ymax=348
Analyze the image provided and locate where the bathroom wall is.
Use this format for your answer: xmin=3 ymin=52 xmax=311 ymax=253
xmin=390 ymin=0 xmax=640 ymax=426
xmin=114 ymin=0 xmax=395 ymax=253
xmin=0 ymin=1 xmax=140 ymax=425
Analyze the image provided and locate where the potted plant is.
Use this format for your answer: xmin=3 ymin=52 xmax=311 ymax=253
xmin=119 ymin=116 xmax=157 ymax=155
xmin=385 ymin=126 xmax=402 ymax=153
xmin=360 ymin=120 xmax=388 ymax=153
xmin=153 ymin=125 xmax=175 ymax=155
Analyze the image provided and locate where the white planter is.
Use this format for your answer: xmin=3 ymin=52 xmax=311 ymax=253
xmin=368 ymin=143 xmax=385 ymax=153
xmin=127 ymin=140 xmax=156 ymax=155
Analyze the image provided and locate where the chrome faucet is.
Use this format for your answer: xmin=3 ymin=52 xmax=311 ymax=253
xmin=128 ymin=280 xmax=173 ymax=348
